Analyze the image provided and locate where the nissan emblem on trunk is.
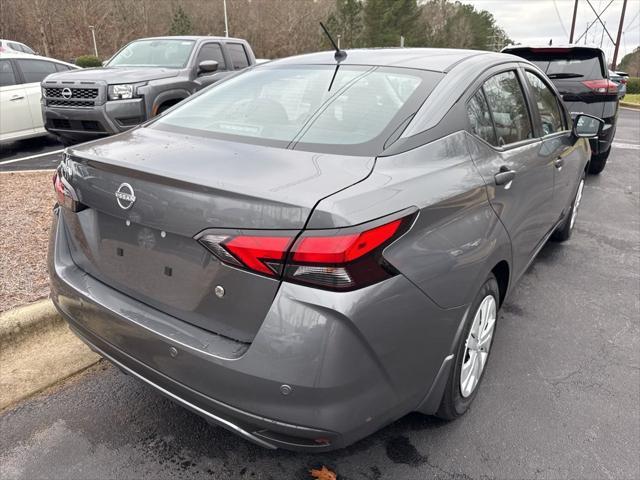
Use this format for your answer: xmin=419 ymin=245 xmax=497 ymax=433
xmin=115 ymin=183 xmax=136 ymax=210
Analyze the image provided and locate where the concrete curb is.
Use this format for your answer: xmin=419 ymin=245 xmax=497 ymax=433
xmin=620 ymin=102 xmax=640 ymax=110
xmin=0 ymin=298 xmax=101 ymax=410
xmin=0 ymin=299 xmax=63 ymax=346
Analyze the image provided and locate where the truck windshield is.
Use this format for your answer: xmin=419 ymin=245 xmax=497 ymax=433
xmin=107 ymin=39 xmax=195 ymax=68
xmin=153 ymin=65 xmax=441 ymax=153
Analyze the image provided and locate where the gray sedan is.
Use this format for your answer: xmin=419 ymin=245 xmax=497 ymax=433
xmin=48 ymin=48 xmax=601 ymax=451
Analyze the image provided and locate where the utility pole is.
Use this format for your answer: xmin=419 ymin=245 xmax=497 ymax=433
xmin=612 ymin=0 xmax=627 ymax=68
xmin=223 ymin=0 xmax=229 ymax=37
xmin=88 ymin=25 xmax=98 ymax=57
xmin=569 ymin=0 xmax=579 ymax=43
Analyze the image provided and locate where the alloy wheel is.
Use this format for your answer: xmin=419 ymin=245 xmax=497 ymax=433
xmin=460 ymin=295 xmax=497 ymax=398
xmin=570 ymin=179 xmax=585 ymax=231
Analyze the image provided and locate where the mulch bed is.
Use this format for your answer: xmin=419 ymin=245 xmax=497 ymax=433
xmin=0 ymin=171 xmax=56 ymax=312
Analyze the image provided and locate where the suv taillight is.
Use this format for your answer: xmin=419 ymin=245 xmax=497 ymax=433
xmin=582 ymin=79 xmax=618 ymax=94
xmin=197 ymin=213 xmax=415 ymax=291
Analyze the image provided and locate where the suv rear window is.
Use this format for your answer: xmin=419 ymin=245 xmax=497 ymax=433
xmin=154 ymin=65 xmax=442 ymax=154
xmin=512 ymin=50 xmax=605 ymax=80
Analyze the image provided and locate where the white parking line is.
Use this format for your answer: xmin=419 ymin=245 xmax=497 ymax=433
xmin=0 ymin=148 xmax=64 ymax=165
xmin=0 ymin=168 xmax=57 ymax=174
xmin=612 ymin=142 xmax=640 ymax=150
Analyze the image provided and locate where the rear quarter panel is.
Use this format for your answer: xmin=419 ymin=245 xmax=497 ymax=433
xmin=308 ymin=131 xmax=512 ymax=309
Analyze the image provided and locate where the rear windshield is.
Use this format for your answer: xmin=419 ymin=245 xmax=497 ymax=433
xmin=107 ymin=39 xmax=195 ymax=68
xmin=153 ymin=65 xmax=442 ymax=154
xmin=512 ymin=50 xmax=605 ymax=80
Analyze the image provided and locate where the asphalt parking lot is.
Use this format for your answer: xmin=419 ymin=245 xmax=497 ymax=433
xmin=0 ymin=108 xmax=638 ymax=480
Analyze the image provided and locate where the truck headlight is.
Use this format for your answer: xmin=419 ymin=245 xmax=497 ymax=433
xmin=108 ymin=84 xmax=135 ymax=100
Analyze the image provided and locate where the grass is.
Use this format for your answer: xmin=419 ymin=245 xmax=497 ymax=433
xmin=623 ymin=93 xmax=640 ymax=105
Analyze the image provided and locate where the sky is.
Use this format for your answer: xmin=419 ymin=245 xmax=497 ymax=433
xmin=464 ymin=0 xmax=640 ymax=64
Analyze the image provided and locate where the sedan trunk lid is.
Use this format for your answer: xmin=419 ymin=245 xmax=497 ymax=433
xmin=59 ymin=127 xmax=374 ymax=342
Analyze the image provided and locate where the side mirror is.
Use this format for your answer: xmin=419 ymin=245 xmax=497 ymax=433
xmin=198 ymin=60 xmax=219 ymax=74
xmin=572 ymin=114 xmax=603 ymax=138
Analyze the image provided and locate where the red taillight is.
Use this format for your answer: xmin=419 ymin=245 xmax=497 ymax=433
xmin=582 ymin=79 xmax=618 ymax=94
xmin=224 ymin=235 xmax=292 ymax=275
xmin=620 ymin=78 xmax=628 ymax=85
xmin=197 ymin=214 xmax=413 ymax=290
xmin=53 ymin=171 xmax=66 ymax=205
xmin=292 ymin=220 xmax=401 ymax=264
xmin=53 ymin=170 xmax=83 ymax=212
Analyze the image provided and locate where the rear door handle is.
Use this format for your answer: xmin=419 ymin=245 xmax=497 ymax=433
xmin=554 ymin=157 xmax=565 ymax=169
xmin=495 ymin=167 xmax=516 ymax=186
xmin=10 ymin=95 xmax=25 ymax=101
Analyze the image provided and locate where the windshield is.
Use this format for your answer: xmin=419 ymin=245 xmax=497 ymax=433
xmin=107 ymin=39 xmax=195 ymax=68
xmin=515 ymin=50 xmax=605 ymax=80
xmin=154 ymin=65 xmax=435 ymax=150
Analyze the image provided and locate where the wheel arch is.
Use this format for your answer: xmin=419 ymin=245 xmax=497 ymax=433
xmin=151 ymin=89 xmax=191 ymax=116
xmin=491 ymin=260 xmax=510 ymax=306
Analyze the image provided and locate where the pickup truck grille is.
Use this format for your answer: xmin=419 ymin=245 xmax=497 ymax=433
xmin=45 ymin=87 xmax=99 ymax=107
xmin=45 ymin=87 xmax=99 ymax=99
xmin=48 ymin=99 xmax=95 ymax=107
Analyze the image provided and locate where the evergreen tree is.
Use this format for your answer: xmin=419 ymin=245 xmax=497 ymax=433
xmin=326 ymin=0 xmax=365 ymax=49
xmin=363 ymin=0 xmax=421 ymax=47
xmin=168 ymin=6 xmax=193 ymax=36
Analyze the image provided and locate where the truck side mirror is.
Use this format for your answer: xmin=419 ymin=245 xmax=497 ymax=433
xmin=198 ymin=60 xmax=219 ymax=74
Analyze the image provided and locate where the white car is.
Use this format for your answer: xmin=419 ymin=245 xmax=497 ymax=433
xmin=0 ymin=52 xmax=78 ymax=143
xmin=0 ymin=39 xmax=36 ymax=55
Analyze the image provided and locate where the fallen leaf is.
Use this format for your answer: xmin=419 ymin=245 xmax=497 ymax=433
xmin=309 ymin=465 xmax=337 ymax=480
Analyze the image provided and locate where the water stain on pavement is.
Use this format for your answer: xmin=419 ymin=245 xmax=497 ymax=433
xmin=385 ymin=435 xmax=428 ymax=466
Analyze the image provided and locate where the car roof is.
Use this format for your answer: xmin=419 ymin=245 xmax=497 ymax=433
xmin=266 ymin=48 xmax=521 ymax=73
xmin=0 ymin=51 xmax=77 ymax=68
xmin=131 ymin=36 xmax=247 ymax=43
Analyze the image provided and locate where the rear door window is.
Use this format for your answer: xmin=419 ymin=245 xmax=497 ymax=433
xmin=196 ymin=43 xmax=226 ymax=70
xmin=482 ymin=71 xmax=533 ymax=146
xmin=467 ymin=89 xmax=497 ymax=145
xmin=0 ymin=60 xmax=17 ymax=86
xmin=16 ymin=59 xmax=57 ymax=84
xmin=227 ymin=43 xmax=249 ymax=70
xmin=525 ymin=71 xmax=565 ymax=135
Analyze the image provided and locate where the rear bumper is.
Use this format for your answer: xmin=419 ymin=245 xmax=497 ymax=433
xmin=43 ymin=99 xmax=145 ymax=140
xmin=48 ymin=208 xmax=463 ymax=450
xmin=588 ymin=112 xmax=617 ymax=155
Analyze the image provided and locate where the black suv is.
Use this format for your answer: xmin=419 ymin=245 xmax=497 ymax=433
xmin=503 ymin=45 xmax=618 ymax=174
xmin=41 ymin=36 xmax=256 ymax=145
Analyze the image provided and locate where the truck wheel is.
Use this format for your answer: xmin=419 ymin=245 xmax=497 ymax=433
xmin=588 ymin=148 xmax=610 ymax=175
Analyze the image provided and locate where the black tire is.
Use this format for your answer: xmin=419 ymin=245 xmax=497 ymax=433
xmin=552 ymin=172 xmax=586 ymax=242
xmin=588 ymin=148 xmax=610 ymax=175
xmin=435 ymin=274 xmax=500 ymax=420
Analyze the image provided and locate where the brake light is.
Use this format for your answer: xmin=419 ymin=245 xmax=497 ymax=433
xmin=53 ymin=171 xmax=83 ymax=212
xmin=582 ymin=79 xmax=618 ymax=94
xmin=197 ymin=213 xmax=414 ymax=290
xmin=224 ymin=236 xmax=292 ymax=275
